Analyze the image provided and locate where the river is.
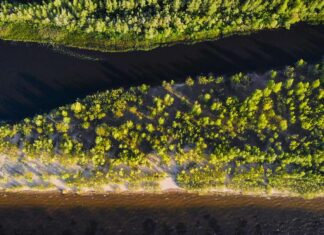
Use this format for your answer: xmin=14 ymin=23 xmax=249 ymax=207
xmin=0 ymin=193 xmax=322 ymax=234
xmin=0 ymin=23 xmax=323 ymax=122
xmin=0 ymin=23 xmax=324 ymax=234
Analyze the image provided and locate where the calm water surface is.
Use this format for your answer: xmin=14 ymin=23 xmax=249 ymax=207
xmin=0 ymin=23 xmax=324 ymax=234
xmin=0 ymin=23 xmax=323 ymax=121
xmin=0 ymin=193 xmax=322 ymax=234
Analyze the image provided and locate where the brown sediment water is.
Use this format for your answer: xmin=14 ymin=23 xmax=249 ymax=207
xmin=0 ymin=193 xmax=322 ymax=234
xmin=0 ymin=23 xmax=324 ymax=122
xmin=0 ymin=193 xmax=323 ymax=210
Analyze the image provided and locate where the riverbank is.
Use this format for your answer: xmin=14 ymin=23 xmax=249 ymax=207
xmin=0 ymin=151 xmax=322 ymax=199
xmin=0 ymin=150 xmax=321 ymax=199
xmin=1 ymin=150 xmax=321 ymax=199
xmin=0 ymin=22 xmax=322 ymax=53
xmin=2 ymin=182 xmax=324 ymax=200
xmin=0 ymin=60 xmax=323 ymax=199
xmin=0 ymin=0 xmax=323 ymax=52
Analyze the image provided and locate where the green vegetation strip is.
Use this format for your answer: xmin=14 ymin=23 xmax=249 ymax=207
xmin=0 ymin=0 xmax=323 ymax=51
xmin=0 ymin=59 xmax=323 ymax=197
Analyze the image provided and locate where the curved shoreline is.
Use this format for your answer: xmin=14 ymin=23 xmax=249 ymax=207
xmin=0 ymin=60 xmax=323 ymax=200
xmin=1 ymin=23 xmax=324 ymax=121
xmin=0 ymin=22 xmax=322 ymax=53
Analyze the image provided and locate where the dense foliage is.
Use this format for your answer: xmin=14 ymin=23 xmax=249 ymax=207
xmin=0 ymin=0 xmax=323 ymax=51
xmin=0 ymin=59 xmax=323 ymax=195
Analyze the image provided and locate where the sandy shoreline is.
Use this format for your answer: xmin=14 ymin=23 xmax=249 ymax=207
xmin=1 ymin=185 xmax=323 ymax=200
xmin=0 ymin=152 xmax=322 ymax=199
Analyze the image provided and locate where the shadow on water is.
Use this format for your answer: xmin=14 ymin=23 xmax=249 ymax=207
xmin=0 ymin=207 xmax=323 ymax=235
xmin=0 ymin=193 xmax=322 ymax=235
xmin=0 ymin=23 xmax=324 ymax=122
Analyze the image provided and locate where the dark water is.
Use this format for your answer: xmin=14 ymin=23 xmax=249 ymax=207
xmin=0 ymin=23 xmax=324 ymax=234
xmin=0 ymin=193 xmax=322 ymax=235
xmin=0 ymin=23 xmax=324 ymax=121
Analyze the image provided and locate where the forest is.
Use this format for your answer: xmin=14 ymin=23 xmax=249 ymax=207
xmin=0 ymin=59 xmax=323 ymax=196
xmin=0 ymin=0 xmax=323 ymax=51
